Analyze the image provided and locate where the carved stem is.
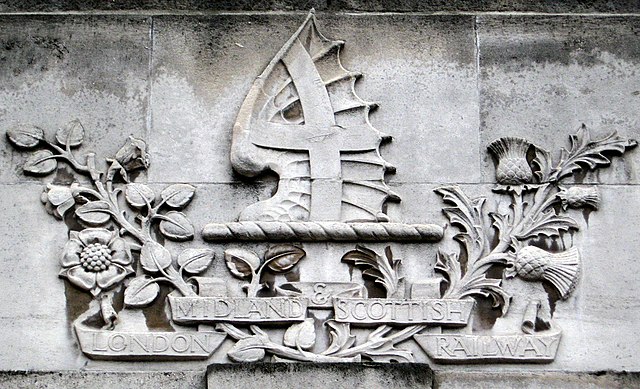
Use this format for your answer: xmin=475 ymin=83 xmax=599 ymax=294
xmin=331 ymin=324 xmax=426 ymax=359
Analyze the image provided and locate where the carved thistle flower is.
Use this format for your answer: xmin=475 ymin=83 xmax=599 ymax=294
xmin=557 ymin=186 xmax=600 ymax=210
xmin=114 ymin=136 xmax=150 ymax=172
xmin=59 ymin=228 xmax=134 ymax=296
xmin=488 ymin=137 xmax=534 ymax=185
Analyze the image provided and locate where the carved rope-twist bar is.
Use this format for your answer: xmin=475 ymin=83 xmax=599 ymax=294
xmin=202 ymin=221 xmax=443 ymax=242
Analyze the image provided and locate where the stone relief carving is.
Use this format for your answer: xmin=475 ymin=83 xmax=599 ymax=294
xmin=4 ymin=11 xmax=637 ymax=365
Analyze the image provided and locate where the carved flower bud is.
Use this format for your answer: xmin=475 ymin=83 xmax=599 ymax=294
xmin=41 ymin=184 xmax=76 ymax=219
xmin=557 ymin=186 xmax=600 ymax=210
xmin=488 ymin=137 xmax=534 ymax=185
xmin=115 ymin=136 xmax=150 ymax=172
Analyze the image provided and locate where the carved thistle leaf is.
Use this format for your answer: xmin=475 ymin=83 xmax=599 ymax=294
xmin=551 ymin=125 xmax=637 ymax=182
xmin=124 ymin=275 xmax=160 ymax=307
xmin=264 ymin=244 xmax=305 ymax=273
xmin=457 ymin=275 xmax=510 ymax=315
xmin=6 ymin=124 xmax=44 ymax=149
xmin=435 ymin=251 xmax=461 ymax=296
xmin=224 ymin=248 xmax=261 ymax=279
xmin=342 ymin=245 xmax=401 ymax=297
xmin=283 ymin=318 xmax=316 ymax=350
xmin=532 ymin=146 xmax=553 ymax=182
xmin=515 ymin=209 xmax=579 ymax=240
xmin=322 ymin=320 xmax=356 ymax=355
xmin=362 ymin=325 xmax=414 ymax=363
xmin=434 ymin=186 xmax=487 ymax=265
xmin=177 ymin=248 xmax=214 ymax=274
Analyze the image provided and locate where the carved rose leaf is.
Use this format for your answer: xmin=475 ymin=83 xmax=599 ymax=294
xmin=55 ymin=119 xmax=85 ymax=147
xmin=124 ymin=183 xmax=155 ymax=208
xmin=224 ymin=248 xmax=261 ymax=279
xmin=124 ymin=275 xmax=160 ymax=307
xmin=264 ymin=244 xmax=305 ymax=273
xmin=283 ymin=318 xmax=316 ymax=350
xmin=160 ymin=184 xmax=196 ymax=209
xmin=140 ymin=240 xmax=172 ymax=273
xmin=177 ymin=248 xmax=214 ymax=274
xmin=158 ymin=211 xmax=195 ymax=241
xmin=6 ymin=124 xmax=44 ymax=149
xmin=227 ymin=336 xmax=266 ymax=363
xmin=75 ymin=201 xmax=112 ymax=226
xmin=23 ymin=150 xmax=57 ymax=175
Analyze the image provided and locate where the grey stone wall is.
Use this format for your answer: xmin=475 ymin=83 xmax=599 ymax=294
xmin=0 ymin=2 xmax=639 ymax=388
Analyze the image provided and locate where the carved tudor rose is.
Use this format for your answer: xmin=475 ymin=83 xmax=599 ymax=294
xmin=4 ymin=11 xmax=637 ymax=365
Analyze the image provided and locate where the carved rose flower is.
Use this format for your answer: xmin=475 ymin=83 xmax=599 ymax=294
xmin=59 ymin=228 xmax=134 ymax=296
xmin=115 ymin=136 xmax=150 ymax=172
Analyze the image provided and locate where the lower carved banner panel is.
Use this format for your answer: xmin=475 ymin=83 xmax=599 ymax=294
xmin=169 ymin=297 xmax=309 ymax=324
xmin=333 ymin=298 xmax=474 ymax=325
xmin=75 ymin=325 xmax=227 ymax=361
xmin=414 ymin=330 xmax=561 ymax=363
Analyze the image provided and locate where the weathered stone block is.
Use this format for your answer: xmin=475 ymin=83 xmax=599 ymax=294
xmin=0 ymin=15 xmax=150 ymax=184
xmin=478 ymin=16 xmax=640 ymax=184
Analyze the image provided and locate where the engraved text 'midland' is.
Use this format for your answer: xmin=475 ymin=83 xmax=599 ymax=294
xmin=169 ymin=296 xmax=308 ymax=324
xmin=333 ymin=298 xmax=474 ymax=325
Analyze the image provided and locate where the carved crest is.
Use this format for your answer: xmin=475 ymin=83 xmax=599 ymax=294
xmin=3 ymin=11 xmax=637 ymax=366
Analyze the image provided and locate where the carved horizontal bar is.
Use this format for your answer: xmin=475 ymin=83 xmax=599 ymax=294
xmin=414 ymin=330 xmax=561 ymax=363
xmin=169 ymin=296 xmax=308 ymax=324
xmin=333 ymin=298 xmax=474 ymax=326
xmin=75 ymin=325 xmax=226 ymax=361
xmin=202 ymin=221 xmax=444 ymax=242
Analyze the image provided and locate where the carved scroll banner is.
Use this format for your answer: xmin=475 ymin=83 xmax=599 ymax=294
xmin=4 ymin=9 xmax=637 ymax=365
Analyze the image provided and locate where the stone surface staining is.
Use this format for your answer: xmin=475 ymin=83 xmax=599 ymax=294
xmin=3 ymin=11 xmax=638 ymax=367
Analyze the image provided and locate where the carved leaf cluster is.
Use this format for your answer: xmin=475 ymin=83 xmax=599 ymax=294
xmin=342 ymin=245 xmax=401 ymax=297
